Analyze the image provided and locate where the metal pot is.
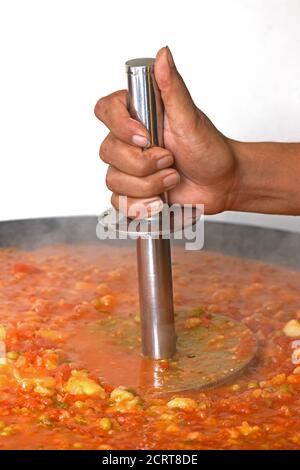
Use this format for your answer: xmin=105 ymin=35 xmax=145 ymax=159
xmin=1 ymin=216 xmax=299 ymax=271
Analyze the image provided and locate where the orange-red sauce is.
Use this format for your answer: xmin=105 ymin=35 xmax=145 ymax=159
xmin=0 ymin=243 xmax=300 ymax=449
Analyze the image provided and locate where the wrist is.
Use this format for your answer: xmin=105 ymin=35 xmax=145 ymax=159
xmin=225 ymin=138 xmax=300 ymax=215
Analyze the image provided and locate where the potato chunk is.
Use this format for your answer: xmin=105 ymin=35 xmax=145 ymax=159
xmin=283 ymin=319 xmax=300 ymax=337
xmin=110 ymin=387 xmax=141 ymax=411
xmin=98 ymin=417 xmax=112 ymax=431
xmin=13 ymin=369 xmax=56 ymax=394
xmin=167 ymin=397 xmax=197 ymax=411
xmin=64 ymin=370 xmax=105 ymax=398
xmin=110 ymin=387 xmax=136 ymax=403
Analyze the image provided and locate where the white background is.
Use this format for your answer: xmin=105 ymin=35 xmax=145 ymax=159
xmin=0 ymin=0 xmax=300 ymax=232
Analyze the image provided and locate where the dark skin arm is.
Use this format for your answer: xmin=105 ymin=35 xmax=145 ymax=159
xmin=95 ymin=46 xmax=300 ymax=218
xmin=228 ymin=140 xmax=300 ymax=215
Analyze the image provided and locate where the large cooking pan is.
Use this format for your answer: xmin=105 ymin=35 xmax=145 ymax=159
xmin=1 ymin=216 xmax=300 ymax=450
xmin=1 ymin=216 xmax=299 ymax=270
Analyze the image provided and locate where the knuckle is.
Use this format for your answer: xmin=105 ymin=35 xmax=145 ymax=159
xmin=135 ymin=160 xmax=151 ymax=177
xmin=105 ymin=169 xmax=115 ymax=191
xmin=99 ymin=137 xmax=110 ymax=162
xmin=143 ymin=175 xmax=157 ymax=195
xmin=133 ymin=151 xmax=158 ymax=177
xmin=145 ymin=146 xmax=171 ymax=159
xmin=144 ymin=147 xmax=160 ymax=159
xmin=94 ymin=97 xmax=107 ymax=121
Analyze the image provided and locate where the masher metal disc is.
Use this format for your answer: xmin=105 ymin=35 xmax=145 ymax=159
xmin=97 ymin=206 xmax=198 ymax=238
xmin=87 ymin=310 xmax=257 ymax=394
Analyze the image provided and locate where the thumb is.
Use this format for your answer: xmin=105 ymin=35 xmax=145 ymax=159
xmin=154 ymin=47 xmax=199 ymax=133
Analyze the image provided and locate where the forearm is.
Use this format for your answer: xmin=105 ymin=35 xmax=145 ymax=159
xmin=227 ymin=140 xmax=300 ymax=215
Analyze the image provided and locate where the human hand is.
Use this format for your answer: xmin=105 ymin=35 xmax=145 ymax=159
xmin=95 ymin=46 xmax=238 ymax=217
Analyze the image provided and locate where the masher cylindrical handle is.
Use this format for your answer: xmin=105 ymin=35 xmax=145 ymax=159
xmin=126 ymin=58 xmax=167 ymax=204
xmin=126 ymin=58 xmax=163 ymax=146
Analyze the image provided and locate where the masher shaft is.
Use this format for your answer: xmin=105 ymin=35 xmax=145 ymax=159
xmin=137 ymin=237 xmax=176 ymax=359
xmin=126 ymin=58 xmax=176 ymax=359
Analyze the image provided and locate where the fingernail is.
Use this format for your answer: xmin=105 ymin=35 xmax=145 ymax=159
xmin=166 ymin=46 xmax=175 ymax=68
xmin=132 ymin=134 xmax=150 ymax=148
xmin=128 ymin=198 xmax=163 ymax=219
xmin=163 ymin=171 xmax=180 ymax=189
xmin=157 ymin=154 xmax=173 ymax=170
xmin=147 ymin=199 xmax=164 ymax=215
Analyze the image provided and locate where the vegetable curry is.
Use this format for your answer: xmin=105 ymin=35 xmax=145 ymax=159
xmin=0 ymin=243 xmax=300 ymax=449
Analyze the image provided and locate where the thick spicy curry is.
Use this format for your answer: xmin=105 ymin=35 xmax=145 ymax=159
xmin=0 ymin=243 xmax=300 ymax=449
